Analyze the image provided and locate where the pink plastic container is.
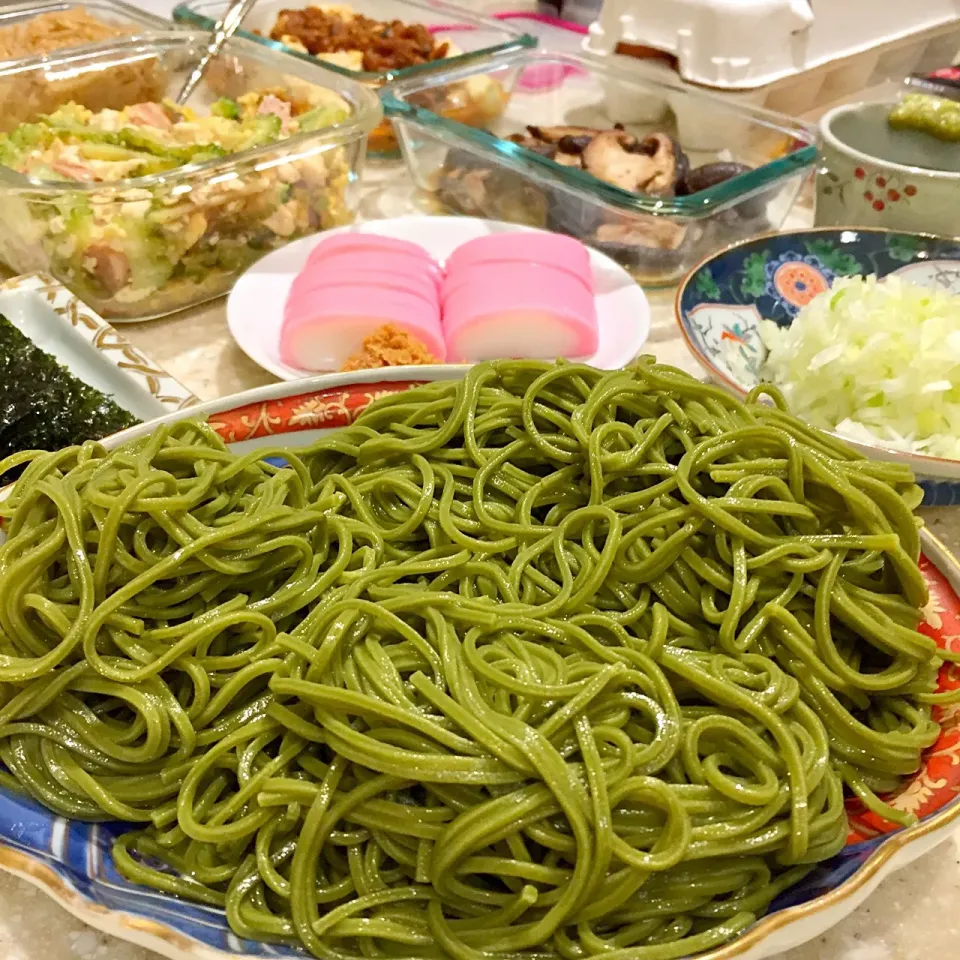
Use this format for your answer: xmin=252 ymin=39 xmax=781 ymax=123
xmin=442 ymin=263 xmax=598 ymax=363
xmin=445 ymin=232 xmax=593 ymax=278
xmin=282 ymin=284 xmax=445 ymax=370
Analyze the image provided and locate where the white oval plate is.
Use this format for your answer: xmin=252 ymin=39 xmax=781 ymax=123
xmin=227 ymin=215 xmax=651 ymax=380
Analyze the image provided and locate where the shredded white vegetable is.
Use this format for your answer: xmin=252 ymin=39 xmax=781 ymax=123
xmin=760 ymin=275 xmax=960 ymax=459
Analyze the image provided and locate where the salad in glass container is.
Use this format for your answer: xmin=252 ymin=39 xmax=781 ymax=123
xmin=0 ymin=32 xmax=382 ymax=320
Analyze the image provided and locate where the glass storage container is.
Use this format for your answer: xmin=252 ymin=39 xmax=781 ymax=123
xmin=383 ymin=48 xmax=817 ymax=286
xmin=0 ymin=0 xmax=177 ymax=131
xmin=173 ymin=0 xmax=536 ymax=156
xmin=0 ymin=32 xmax=382 ymax=321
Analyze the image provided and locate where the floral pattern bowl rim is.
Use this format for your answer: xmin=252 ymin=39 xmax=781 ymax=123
xmin=674 ymin=226 xmax=960 ymax=484
xmin=0 ymin=365 xmax=960 ymax=960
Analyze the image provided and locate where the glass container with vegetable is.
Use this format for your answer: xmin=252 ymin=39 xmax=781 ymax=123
xmin=0 ymin=31 xmax=382 ymax=320
xmin=0 ymin=0 xmax=174 ymax=132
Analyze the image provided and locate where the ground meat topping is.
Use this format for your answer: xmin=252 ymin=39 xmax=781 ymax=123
xmin=268 ymin=7 xmax=449 ymax=72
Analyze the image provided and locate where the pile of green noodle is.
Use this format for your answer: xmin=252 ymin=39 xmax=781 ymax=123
xmin=0 ymin=358 xmax=952 ymax=960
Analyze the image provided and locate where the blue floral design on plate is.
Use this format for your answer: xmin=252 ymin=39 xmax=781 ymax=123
xmin=762 ymin=251 xmax=835 ymax=315
xmin=677 ymin=229 xmax=960 ymax=505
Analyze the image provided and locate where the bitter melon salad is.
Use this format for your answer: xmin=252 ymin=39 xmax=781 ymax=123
xmin=0 ymin=88 xmax=354 ymax=319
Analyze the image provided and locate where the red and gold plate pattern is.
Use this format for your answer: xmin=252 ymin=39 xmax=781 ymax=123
xmin=208 ymin=380 xmax=424 ymax=443
xmin=846 ymin=554 xmax=960 ymax=842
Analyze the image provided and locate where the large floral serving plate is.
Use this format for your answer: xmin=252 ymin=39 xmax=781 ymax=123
xmin=675 ymin=228 xmax=960 ymax=506
xmin=1 ymin=366 xmax=960 ymax=960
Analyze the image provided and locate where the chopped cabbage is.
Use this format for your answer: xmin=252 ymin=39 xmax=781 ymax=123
xmin=760 ymin=275 xmax=960 ymax=458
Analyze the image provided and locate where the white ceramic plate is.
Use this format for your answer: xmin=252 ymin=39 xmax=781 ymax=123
xmin=0 ymin=273 xmax=198 ymax=419
xmin=227 ymin=215 xmax=651 ymax=380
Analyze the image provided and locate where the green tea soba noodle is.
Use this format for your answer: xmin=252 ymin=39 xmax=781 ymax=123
xmin=0 ymin=359 xmax=952 ymax=960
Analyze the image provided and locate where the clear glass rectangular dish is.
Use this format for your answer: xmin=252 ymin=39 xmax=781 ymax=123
xmin=0 ymin=31 xmax=383 ymax=321
xmin=0 ymin=0 xmax=177 ymax=131
xmin=172 ymin=0 xmax=536 ymax=156
xmin=383 ymin=49 xmax=817 ymax=285
xmin=0 ymin=0 xmax=170 ymax=42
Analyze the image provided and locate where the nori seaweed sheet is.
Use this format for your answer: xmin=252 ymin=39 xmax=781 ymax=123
xmin=0 ymin=315 xmax=140 ymax=483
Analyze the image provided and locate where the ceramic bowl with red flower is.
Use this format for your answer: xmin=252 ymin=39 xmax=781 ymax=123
xmin=816 ymin=101 xmax=960 ymax=236
xmin=675 ymin=227 xmax=960 ymax=505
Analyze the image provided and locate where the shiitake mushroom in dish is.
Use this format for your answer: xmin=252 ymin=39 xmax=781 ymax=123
xmin=542 ymin=182 xmax=701 ymax=284
xmin=510 ymin=126 xmax=769 ymax=220
xmin=676 ymin=160 xmax=751 ymax=195
xmin=433 ymin=125 xmax=771 ymax=281
xmin=590 ymin=218 xmax=701 ymax=283
xmin=509 ymin=124 xmax=690 ymax=197
xmin=505 ymin=125 xmax=766 ymax=260
xmin=676 ymin=161 xmax=768 ymax=220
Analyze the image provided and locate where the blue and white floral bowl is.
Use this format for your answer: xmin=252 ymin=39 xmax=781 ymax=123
xmin=675 ymin=228 xmax=960 ymax=506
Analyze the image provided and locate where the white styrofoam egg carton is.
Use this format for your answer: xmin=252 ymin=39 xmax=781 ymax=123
xmin=584 ymin=0 xmax=960 ymax=89
xmin=581 ymin=10 xmax=960 ymax=142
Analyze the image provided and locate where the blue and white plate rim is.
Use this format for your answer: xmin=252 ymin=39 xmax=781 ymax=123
xmin=674 ymin=227 xmax=960 ymax=488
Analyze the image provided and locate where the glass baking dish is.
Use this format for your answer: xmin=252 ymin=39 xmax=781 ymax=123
xmin=0 ymin=0 xmax=177 ymax=131
xmin=383 ymin=48 xmax=817 ymax=286
xmin=172 ymin=0 xmax=536 ymax=157
xmin=0 ymin=31 xmax=382 ymax=322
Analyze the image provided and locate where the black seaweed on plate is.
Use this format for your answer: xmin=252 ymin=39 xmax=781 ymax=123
xmin=0 ymin=316 xmax=139 ymax=483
